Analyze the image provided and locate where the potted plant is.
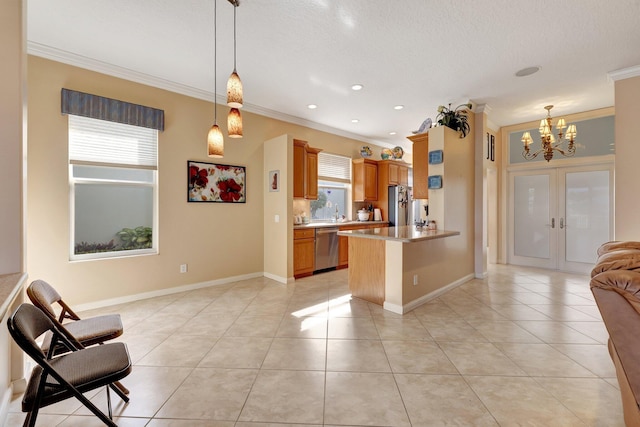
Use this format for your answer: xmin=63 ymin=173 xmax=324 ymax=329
xmin=436 ymin=103 xmax=473 ymax=138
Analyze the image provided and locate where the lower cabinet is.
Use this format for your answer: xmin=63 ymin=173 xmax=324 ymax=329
xmin=293 ymin=228 xmax=315 ymax=278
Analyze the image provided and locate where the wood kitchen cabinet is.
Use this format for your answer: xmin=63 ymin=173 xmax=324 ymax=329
xmin=353 ymin=158 xmax=378 ymax=202
xmin=378 ymin=160 xmax=410 ymax=186
xmin=293 ymin=228 xmax=315 ymax=278
xmin=407 ymin=132 xmax=429 ymax=199
xmin=293 ymin=139 xmax=322 ymax=200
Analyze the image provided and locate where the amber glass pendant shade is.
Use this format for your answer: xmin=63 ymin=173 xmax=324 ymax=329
xmin=207 ymin=124 xmax=224 ymax=157
xmin=227 ymin=108 xmax=243 ymax=138
xmin=227 ymin=70 xmax=243 ymax=109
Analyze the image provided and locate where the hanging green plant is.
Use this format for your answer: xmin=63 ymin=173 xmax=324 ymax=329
xmin=436 ymin=103 xmax=472 ymax=138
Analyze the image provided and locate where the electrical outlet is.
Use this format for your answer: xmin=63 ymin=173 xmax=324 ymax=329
xmin=413 ymin=274 xmax=418 ymax=285
xmin=275 ymin=214 xmax=280 ymax=223
xmin=180 ymin=264 xmax=188 ymax=273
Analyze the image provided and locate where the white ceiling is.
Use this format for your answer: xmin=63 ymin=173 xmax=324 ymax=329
xmin=27 ymin=0 xmax=640 ymax=151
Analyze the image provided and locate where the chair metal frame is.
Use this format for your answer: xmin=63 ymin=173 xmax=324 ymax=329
xmin=26 ymin=280 xmax=129 ymax=395
xmin=7 ymin=303 xmax=132 ymax=427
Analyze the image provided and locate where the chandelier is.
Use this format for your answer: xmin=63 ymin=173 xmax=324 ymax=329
xmin=521 ymin=105 xmax=577 ymax=162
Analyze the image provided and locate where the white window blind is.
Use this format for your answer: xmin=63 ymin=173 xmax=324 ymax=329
xmin=318 ymin=152 xmax=351 ymax=183
xmin=69 ymin=115 xmax=158 ymax=169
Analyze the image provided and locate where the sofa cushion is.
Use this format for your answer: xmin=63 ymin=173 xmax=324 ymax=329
xmin=597 ymin=241 xmax=640 ymax=256
xmin=591 ymin=249 xmax=640 ymax=277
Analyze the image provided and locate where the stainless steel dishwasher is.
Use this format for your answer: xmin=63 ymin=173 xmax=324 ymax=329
xmin=315 ymin=227 xmax=339 ymax=271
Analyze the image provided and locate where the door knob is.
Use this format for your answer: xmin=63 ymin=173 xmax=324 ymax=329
xmin=551 ymin=218 xmax=555 ymax=228
xmin=560 ymin=217 xmax=564 ymax=229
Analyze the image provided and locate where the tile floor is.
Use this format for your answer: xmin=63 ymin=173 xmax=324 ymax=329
xmin=6 ymin=264 xmax=625 ymax=426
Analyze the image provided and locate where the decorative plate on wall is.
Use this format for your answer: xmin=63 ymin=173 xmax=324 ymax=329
xmin=428 ymin=175 xmax=443 ymax=189
xmin=428 ymin=150 xmax=443 ymax=164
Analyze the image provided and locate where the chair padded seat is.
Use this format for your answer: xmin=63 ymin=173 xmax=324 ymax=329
xmin=64 ymin=314 xmax=123 ymax=346
xmin=22 ymin=342 xmax=131 ymax=411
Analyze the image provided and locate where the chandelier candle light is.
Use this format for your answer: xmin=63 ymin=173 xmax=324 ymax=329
xmin=207 ymin=0 xmax=224 ymax=158
xmin=522 ymin=105 xmax=577 ymax=162
xmin=227 ymin=0 xmax=243 ymax=138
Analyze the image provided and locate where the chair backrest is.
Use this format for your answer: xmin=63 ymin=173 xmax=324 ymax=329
xmin=27 ymin=280 xmax=62 ymax=319
xmin=27 ymin=279 xmax=80 ymax=322
xmin=7 ymin=304 xmax=65 ymax=362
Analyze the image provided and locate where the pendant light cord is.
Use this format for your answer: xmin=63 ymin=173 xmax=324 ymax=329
xmin=214 ymin=0 xmax=218 ymax=124
xmin=233 ymin=4 xmax=237 ymax=71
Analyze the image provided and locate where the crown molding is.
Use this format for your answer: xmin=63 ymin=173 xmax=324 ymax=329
xmin=475 ymin=103 xmax=492 ymax=114
xmin=26 ymin=42 xmax=401 ymax=152
xmin=607 ymin=65 xmax=640 ymax=82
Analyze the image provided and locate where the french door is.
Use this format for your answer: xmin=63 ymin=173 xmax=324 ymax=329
xmin=508 ymin=163 xmax=613 ymax=274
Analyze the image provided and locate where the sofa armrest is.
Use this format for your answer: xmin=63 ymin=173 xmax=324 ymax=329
xmin=592 ymin=285 xmax=640 ymax=410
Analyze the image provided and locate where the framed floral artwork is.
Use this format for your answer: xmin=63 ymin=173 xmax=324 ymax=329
xmin=188 ymin=160 xmax=246 ymax=203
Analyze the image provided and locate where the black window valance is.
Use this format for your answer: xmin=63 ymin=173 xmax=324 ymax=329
xmin=61 ymin=88 xmax=164 ymax=131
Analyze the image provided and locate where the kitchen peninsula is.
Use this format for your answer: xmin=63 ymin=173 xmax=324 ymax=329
xmin=338 ymin=225 xmax=471 ymax=314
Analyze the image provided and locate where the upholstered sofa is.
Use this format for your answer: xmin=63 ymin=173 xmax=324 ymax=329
xmin=591 ymin=241 xmax=640 ymax=426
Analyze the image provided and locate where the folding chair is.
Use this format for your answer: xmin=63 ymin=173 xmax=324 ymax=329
xmin=26 ymin=279 xmax=129 ymax=395
xmin=7 ymin=303 xmax=132 ymax=427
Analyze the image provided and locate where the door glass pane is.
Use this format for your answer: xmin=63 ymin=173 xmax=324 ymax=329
xmin=565 ymin=171 xmax=610 ymax=264
xmin=514 ymin=175 xmax=550 ymax=258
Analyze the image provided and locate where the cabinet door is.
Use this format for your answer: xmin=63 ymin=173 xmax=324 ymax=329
xmin=388 ymin=163 xmax=399 ymax=185
xmin=411 ymin=134 xmax=429 ymax=199
xmin=294 ymin=238 xmax=315 ymax=277
xmin=338 ymin=235 xmax=349 ymax=267
xmin=305 ymin=150 xmax=319 ymax=200
xmin=399 ymin=166 xmax=409 ymax=186
xmin=364 ymin=162 xmax=378 ymax=200
xmin=293 ymin=140 xmax=306 ymax=198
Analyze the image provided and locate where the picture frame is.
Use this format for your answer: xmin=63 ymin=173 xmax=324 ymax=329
xmin=428 ymin=175 xmax=443 ymax=189
xmin=188 ymin=160 xmax=246 ymax=203
xmin=269 ymin=170 xmax=280 ymax=192
xmin=428 ymin=149 xmax=443 ymax=164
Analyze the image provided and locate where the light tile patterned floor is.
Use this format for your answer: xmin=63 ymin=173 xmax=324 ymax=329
xmin=6 ymin=264 xmax=625 ymax=426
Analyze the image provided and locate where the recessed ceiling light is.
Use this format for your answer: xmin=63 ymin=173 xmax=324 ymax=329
xmin=389 ymin=131 xmax=397 ymax=135
xmin=351 ymin=84 xmax=363 ymax=91
xmin=351 ymin=119 xmax=359 ymax=123
xmin=307 ymin=104 xmax=317 ymax=109
xmin=515 ymin=66 xmax=541 ymax=77
xmin=394 ymin=105 xmax=404 ymax=110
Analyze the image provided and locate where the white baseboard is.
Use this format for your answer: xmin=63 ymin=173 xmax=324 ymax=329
xmin=263 ymin=272 xmax=288 ymax=284
xmin=74 ymin=271 xmax=264 ymax=312
xmin=392 ymin=273 xmax=475 ymax=314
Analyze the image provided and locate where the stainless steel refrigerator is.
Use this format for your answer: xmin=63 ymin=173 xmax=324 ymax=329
xmin=388 ymin=185 xmax=428 ymax=227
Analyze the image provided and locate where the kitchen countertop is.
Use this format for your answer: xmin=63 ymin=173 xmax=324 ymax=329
xmin=294 ymin=220 xmax=388 ymax=229
xmin=338 ymin=226 xmax=459 ymax=243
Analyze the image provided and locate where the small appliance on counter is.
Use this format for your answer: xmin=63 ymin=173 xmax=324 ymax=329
xmin=373 ymin=208 xmax=382 ymax=221
xmin=357 ymin=209 xmax=370 ymax=221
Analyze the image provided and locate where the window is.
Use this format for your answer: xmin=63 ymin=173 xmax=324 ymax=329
xmin=312 ymin=153 xmax=351 ymax=221
xmin=69 ymin=115 xmax=158 ymax=260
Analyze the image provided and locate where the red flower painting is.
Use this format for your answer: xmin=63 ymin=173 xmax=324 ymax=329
xmin=218 ymin=178 xmax=243 ymax=202
xmin=188 ymin=161 xmax=246 ymax=203
xmin=189 ymin=165 xmax=209 ymax=188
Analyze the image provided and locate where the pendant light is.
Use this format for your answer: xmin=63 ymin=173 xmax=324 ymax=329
xmin=208 ymin=0 xmax=224 ymax=158
xmin=226 ymin=0 xmax=243 ymax=138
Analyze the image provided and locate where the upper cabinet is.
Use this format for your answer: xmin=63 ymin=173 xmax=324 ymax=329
xmin=378 ymin=160 xmax=410 ymax=186
xmin=293 ymin=139 xmax=322 ymax=200
xmin=353 ymin=158 xmax=378 ymax=202
xmin=407 ymin=133 xmax=429 ymax=199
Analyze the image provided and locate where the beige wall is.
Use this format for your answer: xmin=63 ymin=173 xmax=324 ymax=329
xmin=0 ymin=0 xmax=25 ymax=275
xmin=614 ymin=75 xmax=640 ymax=240
xmin=27 ymin=56 xmax=394 ymax=306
